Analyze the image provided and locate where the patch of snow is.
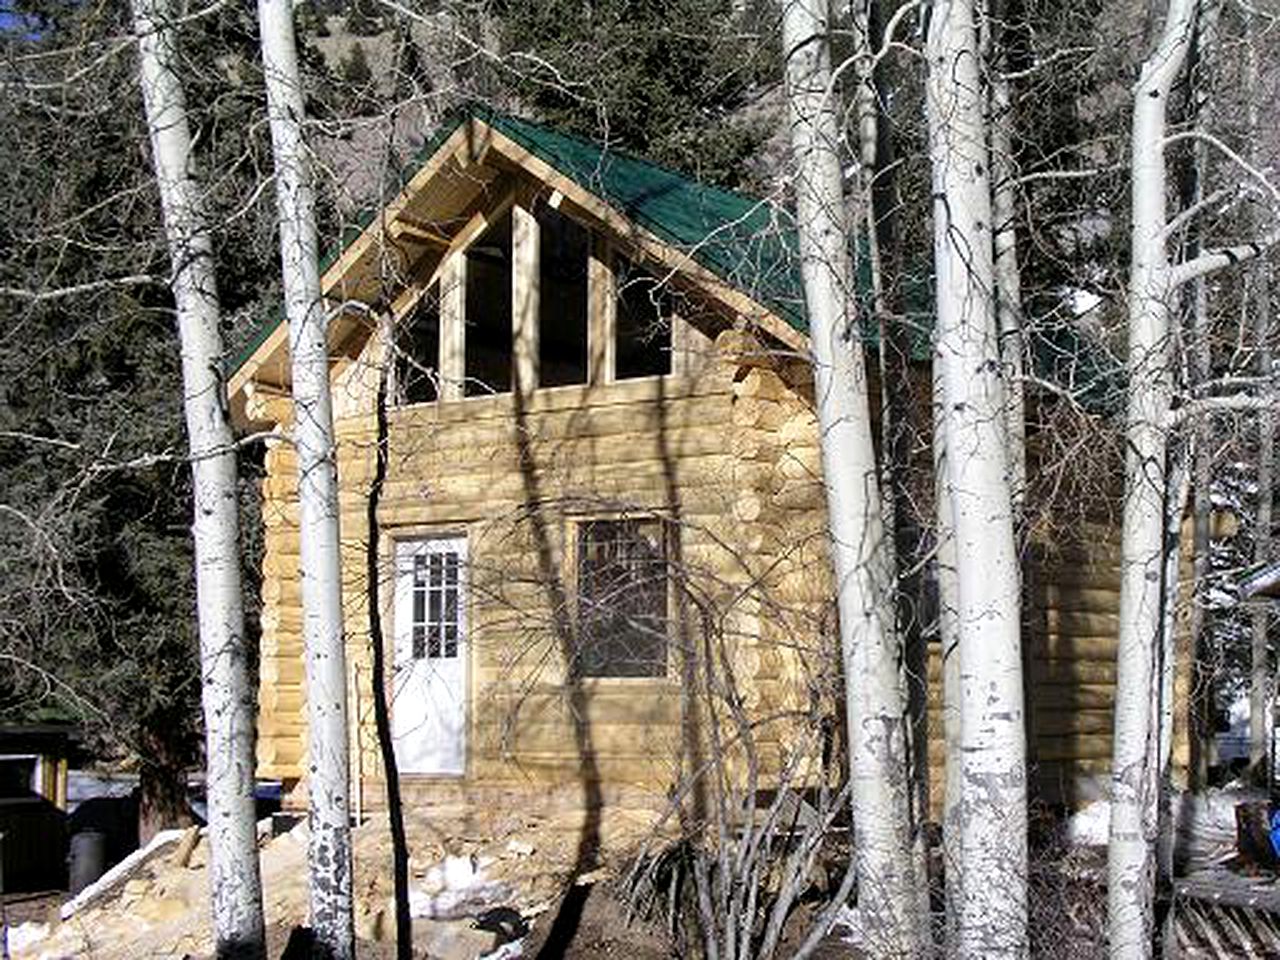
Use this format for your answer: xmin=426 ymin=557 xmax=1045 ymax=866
xmin=832 ymin=903 xmax=865 ymax=946
xmin=1217 ymin=693 xmax=1251 ymax=762
xmin=1068 ymin=287 xmax=1103 ymax=318
xmin=409 ymin=855 xmax=514 ymax=921
xmin=1063 ymin=799 xmax=1111 ymax=847
xmin=5 ymin=921 xmax=49 ymax=952
xmin=1207 ymin=585 xmax=1238 ymax=609
xmin=60 ymin=828 xmax=185 ymax=920
xmin=483 ymin=939 xmax=525 ymax=959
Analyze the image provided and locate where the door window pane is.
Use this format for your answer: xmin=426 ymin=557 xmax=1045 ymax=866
xmin=411 ymin=548 xmax=463 ymax=660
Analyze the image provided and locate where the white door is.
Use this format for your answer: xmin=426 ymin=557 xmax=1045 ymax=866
xmin=393 ymin=537 xmax=468 ymax=775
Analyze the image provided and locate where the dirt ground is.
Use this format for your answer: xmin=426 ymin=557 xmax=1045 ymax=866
xmin=2 ymin=802 xmax=877 ymax=959
xmin=1 ymin=892 xmax=63 ymax=929
xmin=6 ymin=803 xmax=668 ymax=959
xmin=4 ymin=818 xmax=1120 ymax=959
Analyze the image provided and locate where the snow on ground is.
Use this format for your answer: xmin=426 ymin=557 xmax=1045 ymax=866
xmin=12 ymin=801 xmax=661 ymax=959
xmin=1063 ymin=799 xmax=1111 ymax=847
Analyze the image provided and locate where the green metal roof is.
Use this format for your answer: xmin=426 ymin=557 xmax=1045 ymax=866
xmin=473 ymin=108 xmax=809 ymax=330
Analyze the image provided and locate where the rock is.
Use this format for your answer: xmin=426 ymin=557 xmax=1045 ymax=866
xmin=6 ymin=921 xmax=50 ymax=952
xmin=123 ymin=878 xmax=151 ymax=899
xmin=410 ymin=855 xmax=513 ymax=919
xmin=504 ymin=840 xmax=535 ymax=858
xmin=573 ymin=867 xmax=608 ymax=886
xmin=520 ymin=900 xmax=553 ymax=919
xmin=412 ymin=917 xmax=499 ymax=960
xmin=187 ymin=843 xmax=208 ymax=869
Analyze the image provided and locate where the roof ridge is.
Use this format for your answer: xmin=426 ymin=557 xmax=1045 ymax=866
xmin=470 ymin=104 xmax=781 ymax=213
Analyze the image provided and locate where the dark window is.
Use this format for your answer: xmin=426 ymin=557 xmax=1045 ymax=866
xmin=395 ymin=284 xmax=440 ymax=404
xmin=412 ymin=550 xmax=461 ymax=660
xmin=465 ymin=211 xmax=513 ymax=396
xmin=0 ymin=757 xmax=36 ymax=799
xmin=577 ymin=519 xmax=668 ymax=677
xmin=537 ymin=204 xmax=589 ymax=386
xmin=615 ymin=257 xmax=673 ymax=379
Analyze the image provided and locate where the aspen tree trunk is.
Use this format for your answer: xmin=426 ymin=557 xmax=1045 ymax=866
xmin=926 ymin=1 xmax=1027 ymax=955
xmin=782 ymin=0 xmax=927 ymax=954
xmin=257 ymin=1 xmax=355 ymax=954
xmin=1246 ymin=7 xmax=1273 ymax=778
xmin=1156 ymin=441 xmax=1189 ymax=885
xmin=1108 ymin=2 xmax=1196 ymax=956
xmin=1184 ymin=3 xmax=1216 ymax=789
xmin=131 ymin=1 xmax=266 ymax=955
xmin=1254 ymin=284 xmax=1274 ymax=778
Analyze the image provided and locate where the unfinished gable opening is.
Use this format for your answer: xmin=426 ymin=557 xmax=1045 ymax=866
xmin=615 ymin=257 xmax=673 ymax=379
xmin=394 ymin=283 xmax=441 ymax=405
xmin=576 ymin=518 xmax=669 ymax=678
xmin=537 ymin=202 xmax=589 ymax=387
xmin=464 ymin=210 xmax=513 ymax=396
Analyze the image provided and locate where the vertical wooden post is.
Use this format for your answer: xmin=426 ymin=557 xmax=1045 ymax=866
xmin=671 ymin=315 xmax=711 ymax=380
xmin=440 ymin=254 xmax=466 ymax=401
xmin=588 ymin=236 xmax=615 ymax=386
xmin=671 ymin=313 xmax=688 ymax=379
xmin=56 ymin=756 xmax=68 ymax=810
xmin=513 ymin=203 xmax=540 ymax=397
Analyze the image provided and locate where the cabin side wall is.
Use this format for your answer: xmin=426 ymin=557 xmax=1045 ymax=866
xmin=254 ymin=331 xmax=838 ymax=811
xmin=255 ymin=353 xmax=1191 ymax=816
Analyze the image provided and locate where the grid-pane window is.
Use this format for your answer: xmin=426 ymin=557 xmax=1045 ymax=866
xmin=577 ymin=519 xmax=668 ymax=677
xmin=413 ymin=550 xmax=461 ymax=660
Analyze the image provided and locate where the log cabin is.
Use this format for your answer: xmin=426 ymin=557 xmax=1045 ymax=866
xmin=228 ymin=108 xmax=1191 ymax=822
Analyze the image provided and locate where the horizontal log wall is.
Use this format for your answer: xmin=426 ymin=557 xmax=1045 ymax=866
xmin=255 ymin=334 xmax=1190 ymax=814
xmin=256 ymin=330 xmax=837 ymax=803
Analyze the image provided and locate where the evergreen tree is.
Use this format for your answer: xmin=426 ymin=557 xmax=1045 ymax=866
xmin=0 ymin=0 xmax=272 ymax=833
xmin=495 ymin=0 xmax=778 ymax=189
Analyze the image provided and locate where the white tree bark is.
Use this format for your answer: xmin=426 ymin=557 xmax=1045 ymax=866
xmin=1108 ymin=3 xmax=1196 ymax=957
xmin=782 ymin=0 xmax=928 ymax=954
xmin=257 ymin=1 xmax=354 ymax=955
xmin=1253 ymin=296 xmax=1274 ymax=777
xmin=852 ymin=0 xmax=933 ymax=897
xmin=1156 ymin=441 xmax=1189 ymax=885
xmin=131 ymin=1 xmax=266 ymax=955
xmin=926 ymin=1 xmax=1027 ymax=955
